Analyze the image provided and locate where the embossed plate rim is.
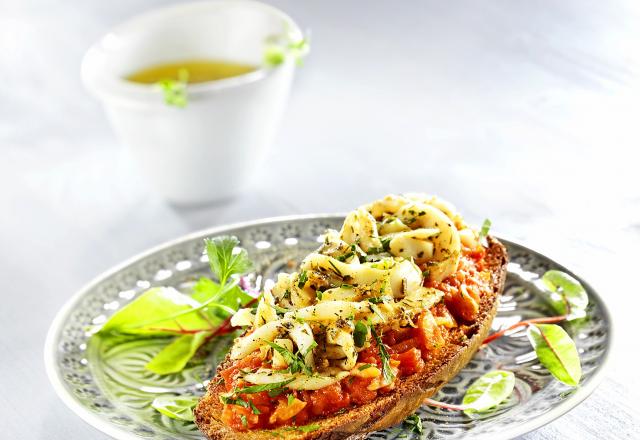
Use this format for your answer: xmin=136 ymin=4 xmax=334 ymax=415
xmin=44 ymin=213 xmax=612 ymax=440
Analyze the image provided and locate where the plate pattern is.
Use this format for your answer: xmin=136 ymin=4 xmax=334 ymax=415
xmin=46 ymin=216 xmax=610 ymax=440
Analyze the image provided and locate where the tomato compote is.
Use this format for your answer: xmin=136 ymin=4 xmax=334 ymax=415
xmin=217 ymin=245 xmax=492 ymax=431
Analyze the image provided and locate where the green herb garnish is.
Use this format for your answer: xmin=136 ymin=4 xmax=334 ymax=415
xmin=371 ymin=326 xmax=395 ymax=383
xmin=230 ymin=379 xmax=295 ymax=396
xmin=205 ymin=236 xmax=253 ymax=286
xmin=249 ymin=401 xmax=261 ymax=415
xmin=353 ymin=321 xmax=369 ymax=348
xmin=155 ymin=68 xmax=189 ymax=108
xmin=478 ymin=219 xmax=491 ymax=241
xmin=403 ymin=414 xmax=423 ymax=434
xmin=263 ymin=340 xmax=311 ymax=375
xmin=282 ymin=424 xmax=321 ymax=433
xmin=298 ymin=270 xmax=308 ymax=288
xmin=264 ymin=35 xmax=310 ymax=67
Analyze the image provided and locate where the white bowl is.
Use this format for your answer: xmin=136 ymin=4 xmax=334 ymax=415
xmin=82 ymin=0 xmax=301 ymax=204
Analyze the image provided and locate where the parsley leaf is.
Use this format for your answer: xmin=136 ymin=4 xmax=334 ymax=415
xmin=205 ymin=236 xmax=253 ymax=285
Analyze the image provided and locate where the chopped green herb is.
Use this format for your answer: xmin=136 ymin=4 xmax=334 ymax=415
xmin=232 ymin=379 xmax=294 ymax=396
xmin=337 ymin=251 xmax=355 ymax=262
xmin=316 ymin=290 xmax=323 ymax=301
xmin=298 ymin=270 xmax=308 ymax=288
xmin=269 ymin=303 xmax=290 ymax=315
xmin=220 ymin=395 xmax=249 ymax=407
xmin=358 ymin=363 xmax=374 ymax=371
xmin=353 ymin=321 xmax=369 ymax=348
xmin=328 ymin=260 xmax=343 ymax=277
xmin=287 ymin=394 xmax=296 ymax=406
xmin=240 ymin=414 xmax=248 ymax=427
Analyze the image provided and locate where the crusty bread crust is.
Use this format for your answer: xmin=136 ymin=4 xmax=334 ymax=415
xmin=195 ymin=237 xmax=508 ymax=440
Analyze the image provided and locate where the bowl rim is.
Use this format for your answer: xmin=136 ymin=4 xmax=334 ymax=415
xmin=81 ymin=0 xmax=302 ymax=105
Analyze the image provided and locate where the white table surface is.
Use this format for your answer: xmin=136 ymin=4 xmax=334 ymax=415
xmin=1 ymin=0 xmax=639 ymax=438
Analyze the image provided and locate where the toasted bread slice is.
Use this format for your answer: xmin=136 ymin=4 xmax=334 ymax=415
xmin=195 ymin=236 xmax=508 ymax=440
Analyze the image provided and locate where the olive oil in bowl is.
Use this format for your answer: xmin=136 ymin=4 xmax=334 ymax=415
xmin=126 ymin=59 xmax=257 ymax=84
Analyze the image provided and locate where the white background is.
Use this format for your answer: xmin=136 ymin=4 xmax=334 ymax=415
xmin=1 ymin=0 xmax=639 ymax=438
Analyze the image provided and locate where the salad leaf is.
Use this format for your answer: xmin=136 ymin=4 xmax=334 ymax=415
xmin=205 ymin=236 xmax=253 ymax=285
xmin=403 ymin=413 xmax=423 ymax=434
xmin=462 ymin=370 xmax=515 ymax=414
xmin=151 ymin=395 xmax=199 ymax=421
xmin=541 ymin=270 xmax=589 ymax=320
xmin=146 ymin=331 xmax=210 ymax=375
xmin=527 ymin=324 xmax=582 ymax=386
xmin=98 ymin=287 xmax=212 ymax=335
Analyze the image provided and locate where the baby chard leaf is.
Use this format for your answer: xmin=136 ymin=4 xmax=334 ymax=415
xmin=527 ymin=324 xmax=582 ymax=386
xmin=98 ymin=287 xmax=212 ymax=335
xmin=541 ymin=270 xmax=588 ymax=320
xmin=146 ymin=331 xmax=210 ymax=375
xmin=462 ymin=370 xmax=515 ymax=414
xmin=151 ymin=395 xmax=199 ymax=421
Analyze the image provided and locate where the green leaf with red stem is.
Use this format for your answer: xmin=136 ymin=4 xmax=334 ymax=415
xmin=540 ymin=270 xmax=589 ymax=321
xmin=527 ymin=324 xmax=582 ymax=386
